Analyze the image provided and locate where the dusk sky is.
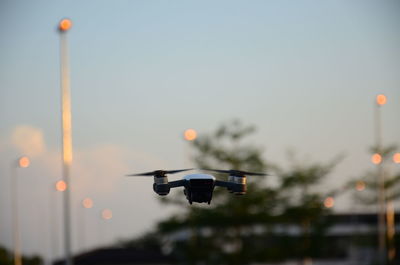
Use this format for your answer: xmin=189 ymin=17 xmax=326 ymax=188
xmin=1 ymin=0 xmax=399 ymax=263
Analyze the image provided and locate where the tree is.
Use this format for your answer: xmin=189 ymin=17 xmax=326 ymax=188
xmin=351 ymin=145 xmax=400 ymax=205
xmin=157 ymin=120 xmax=341 ymax=264
xmin=349 ymin=144 xmax=400 ymax=265
xmin=0 ymin=245 xmax=42 ymax=265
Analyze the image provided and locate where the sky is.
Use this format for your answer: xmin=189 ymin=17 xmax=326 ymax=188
xmin=1 ymin=0 xmax=400 ymax=263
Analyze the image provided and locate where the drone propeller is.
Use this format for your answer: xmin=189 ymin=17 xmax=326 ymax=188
xmin=126 ymin=168 xmax=194 ymax=177
xmin=200 ymin=169 xmax=268 ymax=177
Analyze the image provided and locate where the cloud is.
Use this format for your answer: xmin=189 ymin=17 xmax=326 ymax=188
xmin=1 ymin=131 xmax=171 ymax=256
xmin=70 ymin=143 xmax=168 ymax=195
xmin=11 ymin=125 xmax=46 ymax=157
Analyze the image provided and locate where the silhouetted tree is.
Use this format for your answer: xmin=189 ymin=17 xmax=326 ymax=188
xmin=351 ymin=145 xmax=400 ymax=205
xmin=118 ymin=232 xmax=164 ymax=252
xmin=348 ymin=144 xmax=400 ymax=265
xmin=157 ymin=120 xmax=341 ymax=265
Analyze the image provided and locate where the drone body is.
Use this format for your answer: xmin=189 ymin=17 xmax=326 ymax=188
xmin=127 ymin=169 xmax=266 ymax=205
xmin=181 ymin=174 xmax=216 ymax=204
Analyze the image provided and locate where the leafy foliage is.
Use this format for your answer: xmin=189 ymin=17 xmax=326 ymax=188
xmin=118 ymin=232 xmax=164 ymax=252
xmin=155 ymin=120 xmax=341 ymax=264
xmin=344 ymin=144 xmax=400 ymax=265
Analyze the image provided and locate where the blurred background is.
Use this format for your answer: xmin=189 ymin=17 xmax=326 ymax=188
xmin=1 ymin=1 xmax=399 ymax=265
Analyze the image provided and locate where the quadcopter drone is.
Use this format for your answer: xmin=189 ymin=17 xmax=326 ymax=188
xmin=126 ymin=168 xmax=267 ymax=204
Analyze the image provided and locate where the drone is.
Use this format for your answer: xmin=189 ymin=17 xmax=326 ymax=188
xmin=126 ymin=168 xmax=267 ymax=204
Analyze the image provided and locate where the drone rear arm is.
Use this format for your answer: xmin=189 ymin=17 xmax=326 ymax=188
xmin=215 ymin=180 xmax=246 ymax=195
xmin=215 ymin=180 xmax=235 ymax=189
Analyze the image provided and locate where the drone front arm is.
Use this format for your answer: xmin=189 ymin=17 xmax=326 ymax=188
xmin=153 ymin=179 xmax=186 ymax=196
xmin=169 ymin=179 xmax=187 ymax=188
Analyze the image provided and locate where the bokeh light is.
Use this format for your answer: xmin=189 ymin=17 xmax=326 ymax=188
xmin=184 ymin=129 xmax=197 ymax=141
xmin=355 ymin=181 xmax=366 ymax=191
xmin=376 ymin=94 xmax=387 ymax=106
xmin=371 ymin=153 xmax=382 ymax=164
xmin=82 ymin=198 xmax=94 ymax=209
xmin=59 ymin=18 xmax=72 ymax=32
xmin=56 ymin=180 xmax=67 ymax=192
xmin=324 ymin=197 xmax=335 ymax=208
xmin=393 ymin=153 xmax=400 ymax=164
xmin=18 ymin=156 xmax=30 ymax=168
xmin=102 ymin=209 xmax=113 ymax=220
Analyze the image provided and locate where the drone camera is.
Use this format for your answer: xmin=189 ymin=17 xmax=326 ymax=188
xmin=187 ymin=178 xmax=214 ymax=204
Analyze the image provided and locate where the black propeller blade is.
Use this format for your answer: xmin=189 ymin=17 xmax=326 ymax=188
xmin=126 ymin=168 xmax=194 ymax=177
xmin=200 ymin=169 xmax=268 ymax=177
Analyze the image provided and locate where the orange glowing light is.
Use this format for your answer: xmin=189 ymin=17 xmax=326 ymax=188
xmin=393 ymin=153 xmax=400 ymax=164
xmin=59 ymin=18 xmax=72 ymax=32
xmin=82 ymin=198 xmax=93 ymax=209
xmin=184 ymin=129 xmax=197 ymax=141
xmin=376 ymin=94 xmax=387 ymax=106
xmin=355 ymin=181 xmax=366 ymax=191
xmin=102 ymin=209 xmax=113 ymax=220
xmin=56 ymin=180 xmax=67 ymax=192
xmin=18 ymin=156 xmax=30 ymax=168
xmin=371 ymin=153 xmax=382 ymax=164
xmin=324 ymin=197 xmax=335 ymax=208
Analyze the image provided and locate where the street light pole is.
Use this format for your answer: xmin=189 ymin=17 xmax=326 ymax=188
xmin=59 ymin=18 xmax=73 ymax=265
xmin=375 ymin=94 xmax=386 ymax=265
xmin=11 ymin=163 xmax=22 ymax=265
xmin=10 ymin=156 xmax=30 ymax=265
xmin=78 ymin=198 xmax=94 ymax=251
xmin=183 ymin=129 xmax=197 ymax=167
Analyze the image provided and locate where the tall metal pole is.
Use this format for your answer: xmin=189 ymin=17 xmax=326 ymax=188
xmin=49 ymin=184 xmax=59 ymax=265
xmin=375 ymin=95 xmax=386 ymax=265
xmin=11 ymin=163 xmax=22 ymax=265
xmin=386 ymin=200 xmax=396 ymax=262
xmin=59 ymin=18 xmax=73 ymax=265
xmin=183 ymin=129 xmax=197 ymax=167
xmin=10 ymin=157 xmax=30 ymax=265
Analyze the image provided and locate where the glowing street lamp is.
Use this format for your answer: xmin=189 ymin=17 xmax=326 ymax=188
xmin=59 ymin=18 xmax=72 ymax=32
xmin=184 ymin=129 xmax=197 ymax=141
xmin=371 ymin=153 xmax=382 ymax=165
xmin=55 ymin=180 xmax=67 ymax=192
xmin=323 ymin=197 xmax=335 ymax=208
xmin=376 ymin=94 xmax=387 ymax=106
xmin=101 ymin=209 xmax=113 ymax=220
xmin=18 ymin=156 xmax=30 ymax=168
xmin=82 ymin=198 xmax=93 ymax=209
xmin=355 ymin=181 xmax=366 ymax=192
xmin=393 ymin=153 xmax=400 ymax=164
xmin=11 ymin=156 xmax=30 ymax=265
